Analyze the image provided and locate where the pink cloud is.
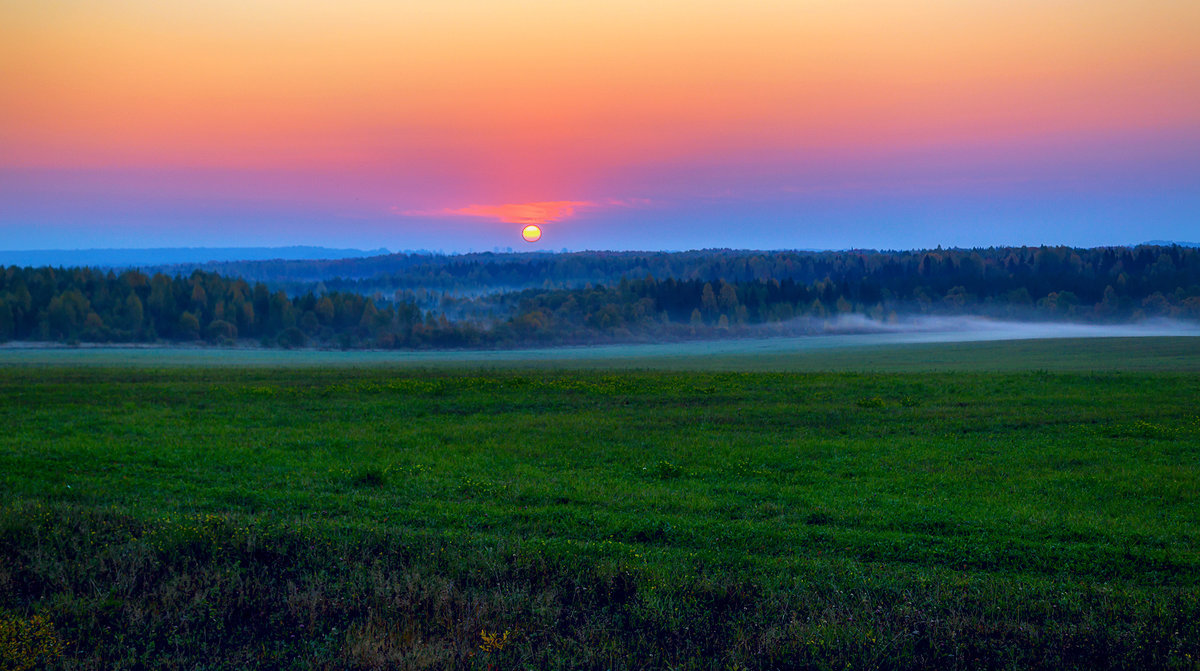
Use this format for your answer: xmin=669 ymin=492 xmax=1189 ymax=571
xmin=395 ymin=200 xmax=591 ymax=225
xmin=395 ymin=198 xmax=656 ymax=225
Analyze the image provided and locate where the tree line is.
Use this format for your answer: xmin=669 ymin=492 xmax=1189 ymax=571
xmin=300 ymin=245 xmax=1198 ymax=298
xmin=0 ymin=267 xmax=476 ymax=348
xmin=1 ymin=245 xmax=1198 ymax=348
xmin=431 ymin=244 xmax=1200 ymax=343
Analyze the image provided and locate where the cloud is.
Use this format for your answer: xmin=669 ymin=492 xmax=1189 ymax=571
xmin=396 ymin=198 xmax=655 ymax=225
xmin=398 ymin=200 xmax=592 ymax=225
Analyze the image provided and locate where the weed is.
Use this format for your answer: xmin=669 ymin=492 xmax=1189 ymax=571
xmin=479 ymin=629 xmax=513 ymax=653
xmin=856 ymin=396 xmax=886 ymax=408
xmin=0 ymin=613 xmax=65 ymax=671
xmin=644 ymin=460 xmax=684 ymax=479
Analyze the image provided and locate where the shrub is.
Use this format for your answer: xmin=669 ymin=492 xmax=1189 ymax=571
xmin=205 ymin=319 xmax=238 ymax=342
xmin=277 ymin=327 xmax=308 ymax=349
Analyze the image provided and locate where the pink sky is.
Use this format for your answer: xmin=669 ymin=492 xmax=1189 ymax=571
xmin=2 ymin=1 xmax=1198 ymax=250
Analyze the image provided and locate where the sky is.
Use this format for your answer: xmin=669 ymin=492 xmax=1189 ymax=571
xmin=2 ymin=0 xmax=1198 ymax=253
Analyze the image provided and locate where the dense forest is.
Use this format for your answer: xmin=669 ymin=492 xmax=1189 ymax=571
xmin=1 ymin=245 xmax=1198 ymax=348
xmin=0 ymin=268 xmax=462 ymax=349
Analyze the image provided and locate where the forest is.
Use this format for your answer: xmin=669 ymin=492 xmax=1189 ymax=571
xmin=1 ymin=245 xmax=1198 ymax=348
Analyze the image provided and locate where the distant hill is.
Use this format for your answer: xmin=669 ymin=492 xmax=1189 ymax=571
xmin=1143 ymin=241 xmax=1200 ymax=247
xmin=0 ymin=246 xmax=391 ymax=268
xmin=141 ymin=248 xmax=787 ymax=286
xmin=136 ymin=243 xmax=1200 ymax=294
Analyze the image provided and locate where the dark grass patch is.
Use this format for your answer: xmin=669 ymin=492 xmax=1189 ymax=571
xmin=2 ymin=504 xmax=1197 ymax=671
xmin=348 ymin=467 xmax=388 ymax=489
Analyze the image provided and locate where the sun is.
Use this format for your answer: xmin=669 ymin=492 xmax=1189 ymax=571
xmin=521 ymin=224 xmax=542 ymax=242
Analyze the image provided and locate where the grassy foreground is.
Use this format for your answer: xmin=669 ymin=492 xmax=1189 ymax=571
xmin=1 ymin=345 xmax=1198 ymax=669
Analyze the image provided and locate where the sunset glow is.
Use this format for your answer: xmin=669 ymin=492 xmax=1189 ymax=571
xmin=440 ymin=202 xmax=594 ymax=226
xmin=2 ymin=1 xmax=1198 ymax=250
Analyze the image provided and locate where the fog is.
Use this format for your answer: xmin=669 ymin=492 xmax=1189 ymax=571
xmin=502 ymin=316 xmax=1200 ymax=363
xmin=806 ymin=315 xmax=1200 ymax=344
xmin=2 ymin=314 xmax=1196 ymax=368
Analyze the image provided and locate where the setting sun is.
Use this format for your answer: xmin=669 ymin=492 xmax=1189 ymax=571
xmin=521 ymin=225 xmax=542 ymax=243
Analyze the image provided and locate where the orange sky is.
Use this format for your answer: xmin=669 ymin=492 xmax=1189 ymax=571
xmin=2 ymin=1 xmax=1198 ymax=246
xmin=6 ymin=2 xmax=1197 ymax=166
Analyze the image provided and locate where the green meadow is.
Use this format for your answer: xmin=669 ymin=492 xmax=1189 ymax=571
xmin=1 ymin=337 xmax=1198 ymax=669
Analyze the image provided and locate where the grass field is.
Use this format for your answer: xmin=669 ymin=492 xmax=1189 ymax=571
xmin=1 ymin=337 xmax=1198 ymax=669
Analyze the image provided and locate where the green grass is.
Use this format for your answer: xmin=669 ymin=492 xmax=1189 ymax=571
xmin=0 ymin=338 xmax=1198 ymax=669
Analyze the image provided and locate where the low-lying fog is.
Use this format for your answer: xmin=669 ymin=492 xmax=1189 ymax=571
xmin=0 ymin=317 xmax=1195 ymax=367
xmin=482 ymin=316 xmax=1200 ymax=362
xmin=551 ymin=316 xmax=1200 ymax=361
xmin=802 ymin=315 xmax=1200 ymax=343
